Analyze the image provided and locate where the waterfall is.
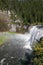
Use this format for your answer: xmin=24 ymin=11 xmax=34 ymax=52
xmin=24 ymin=25 xmax=43 ymax=50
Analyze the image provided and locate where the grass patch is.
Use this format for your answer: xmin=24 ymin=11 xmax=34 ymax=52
xmin=0 ymin=35 xmax=7 ymax=45
xmin=0 ymin=31 xmax=18 ymax=45
xmin=0 ymin=32 xmax=16 ymax=45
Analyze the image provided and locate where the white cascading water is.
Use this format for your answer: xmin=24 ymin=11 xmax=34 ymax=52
xmin=11 ymin=25 xmax=43 ymax=50
xmin=23 ymin=25 xmax=43 ymax=50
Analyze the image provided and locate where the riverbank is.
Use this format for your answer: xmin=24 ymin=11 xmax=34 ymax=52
xmin=0 ymin=32 xmax=15 ymax=45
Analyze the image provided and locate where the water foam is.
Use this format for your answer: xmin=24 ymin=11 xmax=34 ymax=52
xmin=23 ymin=25 xmax=43 ymax=50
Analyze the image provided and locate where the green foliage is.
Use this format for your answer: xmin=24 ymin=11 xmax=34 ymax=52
xmin=31 ymin=38 xmax=43 ymax=65
xmin=0 ymin=0 xmax=43 ymax=24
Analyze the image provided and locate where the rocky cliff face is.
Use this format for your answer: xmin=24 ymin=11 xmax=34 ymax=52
xmin=0 ymin=10 xmax=11 ymax=31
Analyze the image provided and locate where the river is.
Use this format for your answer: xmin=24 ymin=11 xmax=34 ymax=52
xmin=0 ymin=25 xmax=43 ymax=65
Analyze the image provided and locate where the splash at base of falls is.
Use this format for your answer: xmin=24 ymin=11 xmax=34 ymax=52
xmin=0 ymin=25 xmax=43 ymax=65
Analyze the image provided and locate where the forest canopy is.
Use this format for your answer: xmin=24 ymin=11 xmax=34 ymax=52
xmin=0 ymin=0 xmax=43 ymax=25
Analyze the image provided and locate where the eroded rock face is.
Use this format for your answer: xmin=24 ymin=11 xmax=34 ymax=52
xmin=0 ymin=39 xmax=32 ymax=65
